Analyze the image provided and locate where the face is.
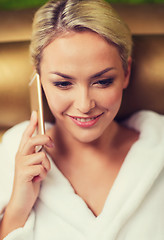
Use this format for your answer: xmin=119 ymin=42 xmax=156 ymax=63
xmin=40 ymin=31 xmax=131 ymax=143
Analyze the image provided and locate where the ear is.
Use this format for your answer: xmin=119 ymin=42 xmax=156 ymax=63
xmin=123 ymin=57 xmax=132 ymax=89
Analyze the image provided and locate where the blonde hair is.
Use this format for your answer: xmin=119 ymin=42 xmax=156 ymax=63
xmin=30 ymin=0 xmax=132 ymax=74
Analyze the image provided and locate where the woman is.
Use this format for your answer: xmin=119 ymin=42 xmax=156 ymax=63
xmin=0 ymin=0 xmax=164 ymax=239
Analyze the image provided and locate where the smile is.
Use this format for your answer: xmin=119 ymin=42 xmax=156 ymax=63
xmin=73 ymin=117 xmax=97 ymax=122
xmin=68 ymin=113 xmax=104 ymax=128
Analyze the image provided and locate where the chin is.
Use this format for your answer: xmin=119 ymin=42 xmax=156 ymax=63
xmin=71 ymin=129 xmax=105 ymax=144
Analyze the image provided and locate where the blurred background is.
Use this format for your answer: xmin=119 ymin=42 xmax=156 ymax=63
xmin=0 ymin=0 xmax=163 ymax=10
xmin=0 ymin=0 xmax=164 ymax=140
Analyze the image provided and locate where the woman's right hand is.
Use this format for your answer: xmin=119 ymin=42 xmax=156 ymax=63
xmin=0 ymin=111 xmax=54 ymax=238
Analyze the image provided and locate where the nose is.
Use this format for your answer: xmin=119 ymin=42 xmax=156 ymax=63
xmin=74 ymin=87 xmax=96 ymax=114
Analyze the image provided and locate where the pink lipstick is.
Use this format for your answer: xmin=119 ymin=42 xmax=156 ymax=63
xmin=68 ymin=113 xmax=103 ymax=128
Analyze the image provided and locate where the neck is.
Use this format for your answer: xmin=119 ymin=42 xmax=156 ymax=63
xmin=46 ymin=121 xmax=139 ymax=177
xmin=52 ymin=121 xmax=119 ymax=161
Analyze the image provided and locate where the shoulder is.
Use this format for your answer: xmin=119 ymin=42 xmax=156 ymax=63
xmin=122 ymin=110 xmax=164 ymax=155
xmin=0 ymin=121 xmax=30 ymax=185
xmin=124 ymin=110 xmax=164 ymax=139
xmin=123 ymin=112 xmax=164 ymax=211
xmin=0 ymin=121 xmax=29 ymax=210
xmin=1 ymin=121 xmax=29 ymax=160
xmin=125 ymin=110 xmax=164 ymax=127
xmin=1 ymin=121 xmax=54 ymax=156
xmin=0 ymin=121 xmax=53 ymax=210
xmin=2 ymin=121 xmax=29 ymax=141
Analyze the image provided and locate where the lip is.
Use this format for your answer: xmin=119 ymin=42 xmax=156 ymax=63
xmin=67 ymin=113 xmax=104 ymax=128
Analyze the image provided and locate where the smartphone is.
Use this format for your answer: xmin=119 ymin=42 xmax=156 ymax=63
xmin=29 ymin=73 xmax=45 ymax=135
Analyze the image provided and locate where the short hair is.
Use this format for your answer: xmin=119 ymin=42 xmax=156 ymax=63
xmin=30 ymin=0 xmax=132 ymax=74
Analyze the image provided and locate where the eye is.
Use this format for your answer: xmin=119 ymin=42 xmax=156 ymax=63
xmin=52 ymin=81 xmax=72 ymax=89
xmin=93 ymin=78 xmax=114 ymax=88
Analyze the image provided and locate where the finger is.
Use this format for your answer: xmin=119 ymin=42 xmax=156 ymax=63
xmin=24 ymin=152 xmax=51 ymax=172
xmin=25 ymin=165 xmax=48 ymax=182
xmin=33 ymin=175 xmax=42 ymax=183
xmin=19 ymin=111 xmax=38 ymax=151
xmin=21 ymin=135 xmax=54 ymax=155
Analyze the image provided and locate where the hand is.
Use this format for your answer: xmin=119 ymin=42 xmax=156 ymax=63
xmin=6 ymin=111 xmax=54 ymax=223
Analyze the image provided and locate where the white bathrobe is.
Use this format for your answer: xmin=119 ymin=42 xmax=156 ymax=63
xmin=0 ymin=110 xmax=164 ymax=240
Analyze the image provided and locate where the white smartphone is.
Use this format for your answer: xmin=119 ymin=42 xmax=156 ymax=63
xmin=29 ymin=73 xmax=45 ymax=135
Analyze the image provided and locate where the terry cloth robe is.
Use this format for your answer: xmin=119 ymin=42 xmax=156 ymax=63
xmin=0 ymin=110 xmax=164 ymax=240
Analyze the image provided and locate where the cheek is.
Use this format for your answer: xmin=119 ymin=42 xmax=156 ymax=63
xmin=98 ymin=88 xmax=123 ymax=110
xmin=44 ymin=89 xmax=71 ymax=117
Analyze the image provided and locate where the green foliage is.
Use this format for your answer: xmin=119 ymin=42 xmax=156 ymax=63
xmin=107 ymin=0 xmax=164 ymax=3
xmin=107 ymin=0 xmax=163 ymax=2
xmin=0 ymin=0 xmax=47 ymax=10
xmin=0 ymin=0 xmax=163 ymax=10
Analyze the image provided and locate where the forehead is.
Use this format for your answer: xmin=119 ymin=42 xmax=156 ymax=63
xmin=41 ymin=31 xmax=122 ymax=74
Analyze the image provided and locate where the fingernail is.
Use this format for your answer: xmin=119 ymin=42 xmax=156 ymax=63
xmin=35 ymin=145 xmax=43 ymax=152
xmin=46 ymin=141 xmax=55 ymax=148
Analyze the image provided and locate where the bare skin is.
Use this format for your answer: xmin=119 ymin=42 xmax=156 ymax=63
xmin=0 ymin=114 xmax=138 ymax=239
xmin=0 ymin=31 xmax=139 ymax=238
xmin=0 ymin=112 xmax=53 ymax=239
xmin=40 ymin=31 xmax=139 ymax=216
xmin=45 ymin=121 xmax=139 ymax=217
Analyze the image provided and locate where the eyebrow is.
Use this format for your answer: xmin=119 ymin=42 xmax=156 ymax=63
xmin=50 ymin=72 xmax=73 ymax=79
xmin=90 ymin=67 xmax=115 ymax=79
xmin=50 ymin=67 xmax=115 ymax=80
